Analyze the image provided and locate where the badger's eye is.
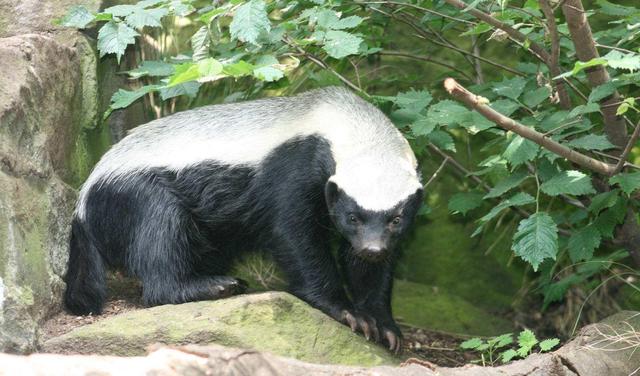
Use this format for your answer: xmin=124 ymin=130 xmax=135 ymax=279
xmin=348 ymin=214 xmax=358 ymax=224
xmin=391 ymin=216 xmax=402 ymax=225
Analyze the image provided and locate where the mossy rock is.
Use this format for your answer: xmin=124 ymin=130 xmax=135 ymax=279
xmin=392 ymin=280 xmax=513 ymax=336
xmin=43 ymin=292 xmax=398 ymax=366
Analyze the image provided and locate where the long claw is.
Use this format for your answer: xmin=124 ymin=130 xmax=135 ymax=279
xmin=358 ymin=318 xmax=371 ymax=340
xmin=386 ymin=330 xmax=396 ymax=352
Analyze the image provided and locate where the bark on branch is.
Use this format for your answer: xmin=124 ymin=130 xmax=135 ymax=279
xmin=443 ymin=78 xmax=616 ymax=176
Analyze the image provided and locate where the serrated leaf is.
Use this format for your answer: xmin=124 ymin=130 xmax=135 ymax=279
xmin=512 ymin=213 xmax=558 ymax=271
xmin=460 ymin=111 xmax=495 ymax=134
xmin=603 ymin=50 xmax=640 ymax=72
xmin=323 ymin=30 xmax=363 ymax=59
xmin=191 ymin=26 xmax=210 ymax=62
xmin=597 ymin=0 xmax=639 ymax=16
xmin=170 ymin=0 xmax=195 ymax=16
xmin=109 ymin=84 xmax=161 ymax=111
xmin=125 ymin=7 xmax=167 ymax=29
xmin=479 ymin=192 xmax=535 ymax=224
xmin=568 ymin=225 xmax=601 ymax=262
xmin=503 ymin=136 xmax=539 ymax=167
xmin=501 ymin=349 xmax=518 ymax=363
xmin=522 ymin=86 xmax=550 ymax=108
xmin=589 ymin=189 xmax=620 ymax=213
xmin=568 ymin=102 xmax=600 ymax=118
xmin=448 ymin=192 xmax=484 ymax=215
xmin=196 ymin=58 xmax=224 ymax=82
xmin=104 ymin=4 xmax=138 ymax=17
xmin=428 ymin=130 xmax=456 ymax=152
xmin=539 ymin=338 xmax=560 ymax=352
xmin=97 ymin=21 xmax=139 ymax=63
xmin=540 ymin=170 xmax=595 ymax=196
xmin=230 ymin=0 xmax=271 ymax=45
xmin=490 ymin=99 xmax=520 ymax=116
xmin=395 ymin=90 xmax=432 ymax=112
xmin=57 ymin=5 xmax=95 ymax=28
xmin=517 ymin=329 xmax=538 ymax=356
xmin=594 ymin=198 xmax=627 ymax=238
xmin=566 ymin=134 xmax=615 ymax=151
xmin=253 ymin=66 xmax=284 ymax=81
xmin=460 ymin=337 xmax=484 ymax=349
xmin=571 ymin=58 xmax=608 ymax=77
xmin=610 ymin=172 xmax=640 ymax=195
xmin=159 ymin=81 xmax=201 ymax=100
xmin=223 ymin=60 xmax=256 ymax=77
xmin=333 ymin=16 xmax=363 ymax=29
xmin=484 ymin=172 xmax=530 ymax=199
xmin=410 ymin=116 xmax=436 ymax=137
xmin=167 ymin=58 xmax=223 ymax=86
xmin=488 ymin=333 xmax=514 ymax=348
xmin=427 ymin=100 xmax=469 ymax=127
xmin=126 ymin=60 xmax=175 ymax=78
xmin=492 ymin=77 xmax=526 ymax=101
xmin=589 ymin=82 xmax=620 ymax=102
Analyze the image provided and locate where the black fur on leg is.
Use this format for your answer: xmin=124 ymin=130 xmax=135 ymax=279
xmin=64 ymin=218 xmax=106 ymax=315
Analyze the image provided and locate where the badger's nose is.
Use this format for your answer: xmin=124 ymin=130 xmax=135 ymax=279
xmin=363 ymin=246 xmax=387 ymax=259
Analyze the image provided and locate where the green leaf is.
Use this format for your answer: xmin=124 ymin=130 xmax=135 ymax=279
xmin=460 ymin=111 xmax=495 ymax=134
xmin=488 ymin=333 xmax=514 ymax=348
xmin=426 ymin=100 xmax=469 ymax=127
xmin=253 ymin=66 xmax=284 ymax=81
xmin=559 ymin=58 xmax=608 ymax=79
xmin=501 ymin=349 xmax=519 ymax=363
xmin=568 ymin=102 xmax=600 ymax=118
xmin=448 ymin=192 xmax=484 ymax=215
xmin=461 ymin=22 xmax=492 ymax=36
xmin=512 ymin=213 xmax=558 ymax=271
xmin=97 ymin=21 xmax=139 ymax=63
xmin=191 ymin=26 xmax=211 ymax=62
xmin=323 ymin=30 xmax=363 ymax=59
xmin=594 ymin=198 xmax=626 ymax=238
xmin=125 ymin=8 xmax=167 ymax=29
xmin=540 ymin=170 xmax=595 ymax=196
xmin=491 ymin=99 xmax=520 ymax=116
xmin=223 ymin=60 xmax=256 ymax=77
xmin=103 ymin=4 xmax=138 ymax=17
xmin=568 ymin=225 xmax=601 ymax=262
xmin=516 ymin=329 xmax=538 ymax=356
xmin=603 ymin=50 xmax=640 ymax=72
xmin=197 ymin=58 xmax=224 ymax=82
xmin=589 ymin=82 xmax=619 ymax=102
xmin=522 ymin=86 xmax=550 ymax=108
xmin=57 ymin=5 xmax=95 ymax=28
xmin=428 ymin=130 xmax=456 ymax=152
xmin=395 ymin=90 xmax=432 ymax=112
xmin=588 ymin=189 xmax=620 ymax=213
xmin=484 ymin=172 xmax=529 ymax=199
xmin=492 ymin=77 xmax=526 ymax=101
xmin=539 ymin=338 xmax=560 ymax=352
xmin=460 ymin=337 xmax=484 ymax=349
xmin=159 ymin=81 xmax=201 ymax=100
xmin=126 ymin=60 xmax=175 ymax=78
xmin=167 ymin=58 xmax=223 ymax=87
xmin=170 ymin=0 xmax=195 ymax=16
xmin=479 ymin=192 xmax=535 ymax=224
xmin=109 ymin=84 xmax=161 ymax=112
xmin=410 ymin=116 xmax=436 ymax=137
xmin=333 ymin=16 xmax=364 ymax=29
xmin=610 ymin=172 xmax=640 ymax=195
xmin=597 ymin=0 xmax=640 ymax=17
xmin=230 ymin=0 xmax=271 ymax=45
xmin=503 ymin=136 xmax=539 ymax=167
xmin=566 ymin=134 xmax=615 ymax=151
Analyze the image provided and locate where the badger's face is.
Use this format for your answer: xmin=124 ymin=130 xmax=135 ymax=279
xmin=325 ymin=181 xmax=423 ymax=262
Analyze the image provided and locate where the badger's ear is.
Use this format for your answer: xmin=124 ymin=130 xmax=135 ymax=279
xmin=325 ymin=180 xmax=339 ymax=207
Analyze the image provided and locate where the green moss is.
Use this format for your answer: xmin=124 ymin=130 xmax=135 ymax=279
xmin=45 ymin=292 xmax=398 ymax=366
xmin=392 ymin=280 xmax=512 ymax=336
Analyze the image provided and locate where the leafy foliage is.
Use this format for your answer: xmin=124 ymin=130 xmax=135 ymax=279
xmin=461 ymin=329 xmax=559 ymax=366
xmin=512 ymin=213 xmax=558 ymax=271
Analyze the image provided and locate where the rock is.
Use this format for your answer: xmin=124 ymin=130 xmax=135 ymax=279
xmin=13 ymin=311 xmax=640 ymax=376
xmin=43 ymin=292 xmax=399 ymax=366
xmin=0 ymin=30 xmax=112 ymax=352
xmin=0 ymin=0 xmax=101 ymax=38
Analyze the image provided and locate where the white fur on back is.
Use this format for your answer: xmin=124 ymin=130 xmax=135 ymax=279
xmin=77 ymin=87 xmax=421 ymax=217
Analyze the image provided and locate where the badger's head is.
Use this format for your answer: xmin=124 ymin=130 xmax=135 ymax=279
xmin=325 ymin=156 xmax=423 ymax=262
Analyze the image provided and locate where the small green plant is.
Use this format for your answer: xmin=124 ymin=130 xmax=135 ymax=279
xmin=460 ymin=329 xmax=560 ymax=366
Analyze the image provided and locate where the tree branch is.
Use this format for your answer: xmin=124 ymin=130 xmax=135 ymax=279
xmin=443 ymin=78 xmax=616 ymax=176
xmin=612 ymin=120 xmax=640 ymax=175
xmin=561 ymin=0 xmax=628 ymax=151
xmin=377 ymin=50 xmax=474 ymax=82
xmin=538 ymin=0 xmax=572 ymax=109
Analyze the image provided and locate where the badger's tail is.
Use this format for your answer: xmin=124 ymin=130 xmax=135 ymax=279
xmin=64 ymin=217 xmax=106 ymax=315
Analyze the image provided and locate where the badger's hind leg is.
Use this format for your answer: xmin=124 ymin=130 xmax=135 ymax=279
xmin=125 ymin=176 xmax=246 ymax=306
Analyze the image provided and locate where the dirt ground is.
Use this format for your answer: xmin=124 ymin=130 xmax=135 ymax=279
xmin=41 ymin=273 xmax=476 ymax=367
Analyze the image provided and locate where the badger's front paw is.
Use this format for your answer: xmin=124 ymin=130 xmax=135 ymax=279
xmin=339 ymin=309 xmax=381 ymax=342
xmin=378 ymin=321 xmax=403 ymax=354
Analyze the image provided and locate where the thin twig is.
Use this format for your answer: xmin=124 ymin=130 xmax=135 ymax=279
xmin=612 ymin=120 xmax=640 ymax=175
xmin=423 ymin=157 xmax=449 ymax=189
xmin=356 ymin=0 xmax=476 ymax=25
xmin=377 ymin=51 xmax=474 ymax=81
